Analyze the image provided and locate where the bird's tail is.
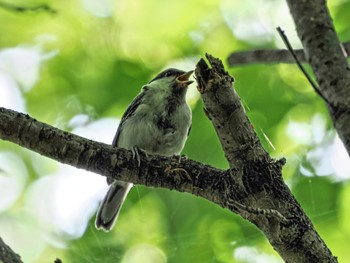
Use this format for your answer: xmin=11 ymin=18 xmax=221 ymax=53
xmin=95 ymin=181 xmax=133 ymax=231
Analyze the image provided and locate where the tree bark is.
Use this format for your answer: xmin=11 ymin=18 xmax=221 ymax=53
xmin=0 ymin=237 xmax=23 ymax=263
xmin=195 ymin=54 xmax=336 ymax=262
xmin=0 ymin=54 xmax=337 ymax=262
xmin=286 ymin=0 xmax=350 ymax=156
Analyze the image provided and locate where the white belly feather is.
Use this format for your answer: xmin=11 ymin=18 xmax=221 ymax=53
xmin=117 ymin=89 xmax=191 ymax=156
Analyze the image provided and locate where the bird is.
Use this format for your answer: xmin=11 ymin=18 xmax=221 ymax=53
xmin=95 ymin=68 xmax=194 ymax=231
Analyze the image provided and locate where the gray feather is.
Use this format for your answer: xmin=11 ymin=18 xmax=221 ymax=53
xmin=95 ymin=69 xmax=192 ymax=231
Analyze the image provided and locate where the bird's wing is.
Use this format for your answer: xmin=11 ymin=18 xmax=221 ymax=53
xmin=187 ymin=123 xmax=192 ymax=137
xmin=112 ymin=91 xmax=146 ymax=147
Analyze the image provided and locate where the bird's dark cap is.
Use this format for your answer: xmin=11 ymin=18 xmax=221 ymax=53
xmin=149 ymin=68 xmax=187 ymax=83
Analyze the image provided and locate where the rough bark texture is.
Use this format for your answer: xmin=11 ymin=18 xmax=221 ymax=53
xmin=0 ymin=54 xmax=337 ymax=262
xmin=0 ymin=107 xmax=226 ymax=203
xmin=286 ymin=0 xmax=350 ymax=156
xmin=195 ymin=54 xmax=336 ymax=262
xmin=0 ymin=237 xmax=23 ymax=263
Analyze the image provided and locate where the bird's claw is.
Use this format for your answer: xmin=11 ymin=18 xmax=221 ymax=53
xmin=180 ymin=154 xmax=188 ymax=161
xmin=173 ymin=154 xmax=188 ymax=165
xmin=131 ymin=146 xmax=148 ymax=167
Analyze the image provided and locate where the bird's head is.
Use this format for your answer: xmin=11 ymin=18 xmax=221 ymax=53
xmin=148 ymin=68 xmax=194 ymax=93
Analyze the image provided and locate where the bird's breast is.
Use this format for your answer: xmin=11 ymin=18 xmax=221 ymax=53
xmin=117 ymin=98 xmax=191 ymax=156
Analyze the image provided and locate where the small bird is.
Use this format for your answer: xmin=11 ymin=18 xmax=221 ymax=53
xmin=95 ymin=68 xmax=193 ymax=231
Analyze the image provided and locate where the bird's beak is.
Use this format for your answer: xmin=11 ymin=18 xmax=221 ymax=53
xmin=176 ymin=70 xmax=194 ymax=87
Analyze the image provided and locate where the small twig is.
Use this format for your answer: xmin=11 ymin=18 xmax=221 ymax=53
xmin=276 ymin=26 xmax=330 ymax=104
xmin=0 ymin=2 xmax=56 ymax=14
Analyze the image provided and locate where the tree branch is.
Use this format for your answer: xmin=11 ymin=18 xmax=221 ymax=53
xmin=0 ymin=2 xmax=56 ymax=14
xmin=276 ymin=27 xmax=327 ymax=102
xmin=286 ymin=0 xmax=350 ymax=156
xmin=196 ymin=54 xmax=268 ymax=167
xmin=227 ymin=41 xmax=350 ymax=66
xmin=0 ymin=55 xmax=337 ymax=262
xmin=0 ymin=237 xmax=23 ymax=263
xmin=195 ymin=54 xmax=336 ymax=262
xmin=0 ymin=107 xmax=228 ymax=205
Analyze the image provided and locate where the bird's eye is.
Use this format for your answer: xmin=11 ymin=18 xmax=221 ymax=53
xmin=165 ymin=72 xmax=170 ymax=77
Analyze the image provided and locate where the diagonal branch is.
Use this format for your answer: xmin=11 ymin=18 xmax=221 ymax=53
xmin=195 ymin=54 xmax=336 ymax=262
xmin=276 ymin=27 xmax=328 ymax=102
xmin=196 ymin=54 xmax=268 ymax=167
xmin=0 ymin=237 xmax=23 ymax=263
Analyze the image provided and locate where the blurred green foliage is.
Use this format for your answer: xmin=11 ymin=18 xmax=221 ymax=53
xmin=1 ymin=0 xmax=350 ymax=262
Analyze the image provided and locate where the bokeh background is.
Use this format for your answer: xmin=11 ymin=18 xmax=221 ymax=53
xmin=0 ymin=0 xmax=350 ymax=262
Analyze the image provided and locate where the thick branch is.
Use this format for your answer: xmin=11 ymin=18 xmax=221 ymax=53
xmin=0 ymin=237 xmax=23 ymax=263
xmin=286 ymin=0 xmax=350 ymax=156
xmin=195 ymin=54 xmax=336 ymax=262
xmin=0 ymin=107 xmax=232 ymax=207
xmin=227 ymin=41 xmax=350 ymax=66
xmin=196 ymin=55 xmax=268 ymax=167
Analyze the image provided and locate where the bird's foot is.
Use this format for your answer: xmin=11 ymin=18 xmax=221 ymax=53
xmin=131 ymin=146 xmax=148 ymax=167
xmin=173 ymin=154 xmax=188 ymax=165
